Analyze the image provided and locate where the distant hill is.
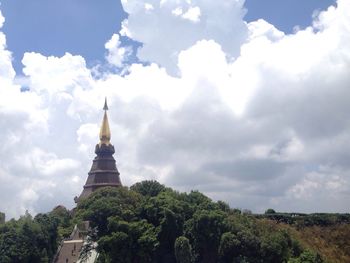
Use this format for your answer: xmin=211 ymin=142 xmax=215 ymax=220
xmin=0 ymin=180 xmax=348 ymax=263
xmin=255 ymin=212 xmax=350 ymax=263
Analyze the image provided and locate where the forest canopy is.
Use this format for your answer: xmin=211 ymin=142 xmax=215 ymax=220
xmin=0 ymin=181 xmax=349 ymax=263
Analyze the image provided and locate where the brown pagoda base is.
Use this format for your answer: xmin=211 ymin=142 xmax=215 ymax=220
xmin=75 ymin=143 xmax=122 ymax=203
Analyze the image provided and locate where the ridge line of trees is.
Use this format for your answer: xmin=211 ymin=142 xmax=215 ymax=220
xmin=1 ymin=181 xmax=348 ymax=262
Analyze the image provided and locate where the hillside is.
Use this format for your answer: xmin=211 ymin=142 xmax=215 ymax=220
xmin=283 ymin=223 xmax=350 ymax=263
xmin=0 ymin=181 xmax=349 ymax=263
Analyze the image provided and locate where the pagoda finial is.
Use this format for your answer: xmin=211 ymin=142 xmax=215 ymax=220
xmin=103 ymin=97 xmax=108 ymax=111
xmin=99 ymin=98 xmax=111 ymax=145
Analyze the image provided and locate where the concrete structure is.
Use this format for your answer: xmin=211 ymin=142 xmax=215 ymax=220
xmin=75 ymin=98 xmax=122 ymax=203
xmin=53 ymin=222 xmax=98 ymax=263
xmin=54 ymin=99 xmax=121 ymax=262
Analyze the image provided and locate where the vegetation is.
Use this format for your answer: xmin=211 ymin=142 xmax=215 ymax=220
xmin=73 ymin=182 xmax=331 ymax=263
xmin=0 ymin=207 xmax=71 ymax=263
xmin=0 ymin=212 xmax=5 ymax=224
xmin=0 ymin=181 xmax=349 ymax=262
xmin=256 ymin=212 xmax=350 ymax=227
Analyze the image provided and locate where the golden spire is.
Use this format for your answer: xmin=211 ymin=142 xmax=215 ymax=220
xmin=99 ymin=97 xmax=111 ymax=145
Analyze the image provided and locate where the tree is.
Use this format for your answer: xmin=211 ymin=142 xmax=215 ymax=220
xmin=0 ymin=212 xmax=5 ymax=224
xmin=288 ymin=249 xmax=324 ymax=263
xmin=130 ymin=180 xmax=166 ymax=197
xmin=34 ymin=213 xmax=59 ymax=260
xmin=76 ymin=187 xmax=142 ymax=237
xmin=139 ymin=191 xmax=186 ymax=262
xmin=260 ymin=230 xmax=291 ymax=263
xmin=97 ymin=219 xmax=158 ymax=263
xmin=0 ymin=214 xmax=45 ymax=263
xmin=98 ymin=231 xmax=131 ymax=262
xmin=299 ymin=250 xmax=323 ymax=263
xmin=175 ymin=236 xmax=192 ymax=263
xmin=157 ymin=208 xmax=183 ymax=263
xmin=216 ymin=201 xmax=230 ymax=213
xmin=49 ymin=205 xmax=71 ymax=228
xmin=242 ymin=209 xmax=252 ymax=215
xmin=187 ymin=210 xmax=227 ymax=263
xmin=235 ymin=229 xmax=260 ymax=260
xmin=218 ymin=232 xmax=240 ymax=263
xmin=40 ymin=248 xmax=49 ymax=263
xmin=265 ymin=208 xmax=276 ymax=214
xmin=184 ymin=191 xmax=212 ymax=209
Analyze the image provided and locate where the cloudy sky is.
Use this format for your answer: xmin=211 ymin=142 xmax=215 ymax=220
xmin=1 ymin=0 xmax=349 ymax=219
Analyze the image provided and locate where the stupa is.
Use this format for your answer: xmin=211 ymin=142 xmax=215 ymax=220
xmin=75 ymin=98 xmax=122 ymax=203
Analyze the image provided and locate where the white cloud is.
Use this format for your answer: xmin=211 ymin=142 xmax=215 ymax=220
xmin=286 ymin=166 xmax=349 ymax=212
xmin=144 ymin=3 xmax=154 ymax=11
xmin=2 ymin=0 xmax=350 ymax=218
xmin=19 ymin=148 xmax=80 ymax=177
xmin=172 ymin=6 xmax=201 ymax=23
xmin=22 ymin=52 xmax=93 ymax=96
xmin=0 ymin=12 xmax=15 ymax=85
xmin=104 ymin=34 xmax=131 ymax=67
xmin=182 ymin=6 xmax=201 ymax=22
xmin=0 ymin=10 xmax=4 ymax=29
xmin=120 ymin=0 xmax=247 ymax=74
xmin=172 ymin=7 xmax=183 ymax=16
xmin=248 ymin=19 xmax=285 ymax=41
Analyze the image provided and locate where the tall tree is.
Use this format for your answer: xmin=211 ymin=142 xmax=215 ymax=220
xmin=175 ymin=236 xmax=192 ymax=263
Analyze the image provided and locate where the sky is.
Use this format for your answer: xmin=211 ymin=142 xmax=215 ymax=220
xmin=1 ymin=0 xmax=349 ymax=219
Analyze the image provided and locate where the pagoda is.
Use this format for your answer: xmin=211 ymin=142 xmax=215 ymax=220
xmin=75 ymin=98 xmax=122 ymax=203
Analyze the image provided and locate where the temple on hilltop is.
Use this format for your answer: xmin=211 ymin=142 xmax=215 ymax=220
xmin=54 ymin=99 xmax=121 ymax=262
xmin=75 ymin=98 xmax=122 ymax=203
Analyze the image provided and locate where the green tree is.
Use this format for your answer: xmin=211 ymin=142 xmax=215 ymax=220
xmin=184 ymin=191 xmax=212 ymax=210
xmin=265 ymin=208 xmax=276 ymax=214
xmin=216 ymin=201 xmax=230 ymax=213
xmin=139 ymin=190 xmax=186 ymax=262
xmin=130 ymin=180 xmax=166 ymax=197
xmin=0 ymin=213 xmax=53 ymax=263
xmin=97 ymin=219 xmax=158 ymax=263
xmin=157 ymin=208 xmax=183 ymax=262
xmin=235 ymin=229 xmax=260 ymax=260
xmin=218 ymin=232 xmax=240 ymax=263
xmin=289 ymin=249 xmax=324 ymax=263
xmin=260 ymin=230 xmax=291 ymax=263
xmin=40 ymin=248 xmax=49 ymax=263
xmin=175 ymin=236 xmax=192 ymax=263
xmin=187 ymin=210 xmax=227 ymax=263
xmin=98 ymin=231 xmax=131 ymax=262
xmin=49 ymin=205 xmax=71 ymax=227
xmin=76 ymin=187 xmax=142 ymax=236
xmin=0 ymin=212 xmax=5 ymax=224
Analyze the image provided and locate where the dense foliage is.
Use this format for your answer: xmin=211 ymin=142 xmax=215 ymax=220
xmin=0 ymin=207 xmax=71 ymax=263
xmin=257 ymin=212 xmax=350 ymax=228
xmin=0 ymin=181 xmax=349 ymax=262
xmin=74 ymin=181 xmax=325 ymax=263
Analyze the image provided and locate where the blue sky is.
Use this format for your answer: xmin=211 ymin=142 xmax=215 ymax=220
xmin=1 ymin=0 xmax=335 ymax=74
xmin=1 ymin=0 xmax=127 ymax=72
xmin=1 ymin=0 xmax=350 ymax=218
xmin=245 ymin=0 xmax=336 ymax=30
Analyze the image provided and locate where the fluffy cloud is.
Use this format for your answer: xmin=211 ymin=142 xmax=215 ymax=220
xmin=1 ymin=0 xmax=350 ymax=218
xmin=0 ymin=11 xmax=15 ymax=85
xmin=105 ymin=34 xmax=131 ymax=67
xmin=120 ymin=0 xmax=248 ymax=74
xmin=0 ymin=12 xmax=88 ymax=217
